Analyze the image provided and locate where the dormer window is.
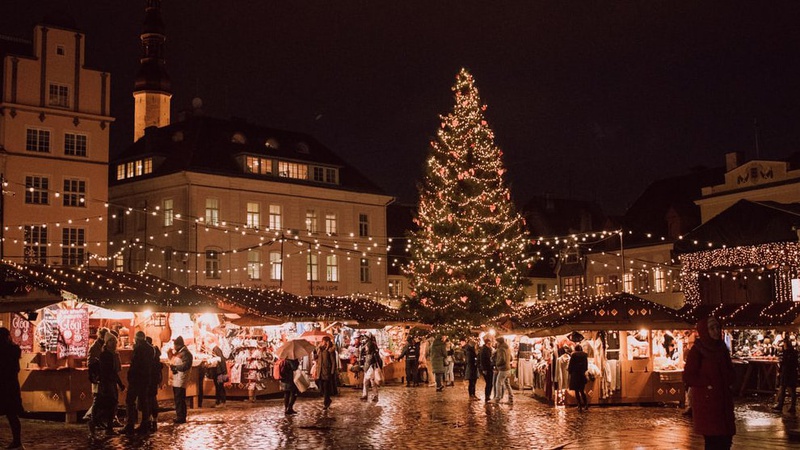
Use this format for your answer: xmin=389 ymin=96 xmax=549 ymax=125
xmin=172 ymin=131 xmax=184 ymax=142
xmin=232 ymin=132 xmax=247 ymax=144
xmin=265 ymin=138 xmax=279 ymax=149
xmin=296 ymin=142 xmax=310 ymax=154
xmin=278 ymin=161 xmax=308 ymax=180
xmin=244 ymin=156 xmax=272 ymax=175
xmin=312 ymin=166 xmax=339 ymax=184
xmin=116 ymin=157 xmax=154 ymax=180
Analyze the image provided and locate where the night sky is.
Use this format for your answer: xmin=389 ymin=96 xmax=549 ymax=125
xmin=3 ymin=1 xmax=800 ymax=214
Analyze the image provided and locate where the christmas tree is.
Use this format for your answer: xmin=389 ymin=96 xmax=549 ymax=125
xmin=406 ymin=68 xmax=531 ymax=327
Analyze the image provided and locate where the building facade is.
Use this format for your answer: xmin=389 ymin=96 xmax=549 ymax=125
xmin=0 ymin=18 xmax=112 ymax=265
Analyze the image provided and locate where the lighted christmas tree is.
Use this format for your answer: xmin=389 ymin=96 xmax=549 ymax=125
xmin=406 ymin=68 xmax=531 ymax=327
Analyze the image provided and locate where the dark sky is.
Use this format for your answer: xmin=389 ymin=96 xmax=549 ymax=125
xmin=3 ymin=1 xmax=800 ymax=214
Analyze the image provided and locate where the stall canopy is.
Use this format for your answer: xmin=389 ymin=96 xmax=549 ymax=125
xmin=678 ymin=302 xmax=800 ymax=328
xmin=0 ymin=263 xmax=221 ymax=312
xmin=195 ymin=286 xmax=414 ymax=326
xmin=517 ymin=293 xmax=693 ymax=337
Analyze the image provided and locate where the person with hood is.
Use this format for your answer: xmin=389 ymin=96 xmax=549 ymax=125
xmin=567 ymin=344 xmax=589 ymax=410
xmin=397 ymin=336 xmax=420 ymax=387
xmin=492 ymin=336 xmax=512 ymax=403
xmin=463 ymin=338 xmax=479 ymax=399
xmin=123 ymin=331 xmax=153 ymax=434
xmin=479 ymin=337 xmax=495 ymax=402
xmin=169 ymin=336 xmax=193 ymax=424
xmin=315 ymin=336 xmax=338 ymax=409
xmin=91 ymin=336 xmax=126 ymax=435
xmin=279 ymin=358 xmax=300 ymax=415
xmin=430 ymin=334 xmax=448 ymax=392
xmin=683 ymin=317 xmax=736 ymax=449
xmin=0 ymin=328 xmax=23 ymax=449
xmin=773 ymin=338 xmax=798 ymax=414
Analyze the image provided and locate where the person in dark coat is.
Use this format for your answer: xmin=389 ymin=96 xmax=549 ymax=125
xmin=83 ymin=327 xmax=109 ymax=422
xmin=429 ymin=335 xmax=448 ymax=392
xmin=463 ymin=338 xmax=479 ymax=399
xmin=145 ymin=336 xmax=162 ymax=432
xmin=92 ymin=336 xmax=126 ymax=435
xmin=211 ymin=342 xmax=228 ymax=407
xmin=123 ymin=331 xmax=153 ymax=434
xmin=479 ymin=338 xmax=494 ymax=402
xmin=774 ymin=338 xmax=798 ymax=413
xmin=279 ymin=358 xmax=300 ymax=415
xmin=0 ymin=327 xmax=23 ymax=449
xmin=567 ymin=344 xmax=589 ymax=410
xmin=397 ymin=336 xmax=420 ymax=387
xmin=315 ymin=336 xmax=338 ymax=409
xmin=683 ymin=317 xmax=736 ymax=450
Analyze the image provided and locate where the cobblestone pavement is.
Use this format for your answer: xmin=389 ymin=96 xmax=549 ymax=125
xmin=2 ymin=382 xmax=799 ymax=449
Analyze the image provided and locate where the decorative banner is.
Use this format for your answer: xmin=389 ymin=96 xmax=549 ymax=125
xmin=11 ymin=313 xmax=33 ymax=353
xmin=56 ymin=306 xmax=89 ymax=359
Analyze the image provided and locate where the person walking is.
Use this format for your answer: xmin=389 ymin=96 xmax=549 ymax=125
xmin=145 ymin=337 xmax=162 ymax=432
xmin=279 ymin=358 xmax=300 ymax=415
xmin=398 ymin=336 xmax=420 ymax=387
xmin=83 ymin=327 xmax=109 ymax=422
xmin=773 ymin=338 xmax=798 ymax=414
xmin=211 ymin=340 xmax=228 ymax=408
xmin=463 ymin=338 xmax=479 ymax=400
xmin=479 ymin=338 xmax=494 ymax=402
xmin=315 ymin=336 xmax=338 ymax=409
xmin=430 ymin=335 xmax=448 ymax=392
xmin=491 ymin=336 xmax=512 ymax=403
xmin=0 ymin=327 xmax=23 ymax=449
xmin=444 ymin=337 xmax=455 ymax=387
xmin=361 ymin=336 xmax=383 ymax=402
xmin=91 ymin=336 xmax=125 ymax=436
xmin=123 ymin=331 xmax=153 ymax=434
xmin=169 ymin=336 xmax=193 ymax=424
xmin=683 ymin=317 xmax=736 ymax=450
xmin=567 ymin=344 xmax=589 ymax=410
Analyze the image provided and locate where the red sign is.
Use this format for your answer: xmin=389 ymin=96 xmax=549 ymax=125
xmin=56 ymin=307 xmax=89 ymax=359
xmin=11 ymin=313 xmax=33 ymax=353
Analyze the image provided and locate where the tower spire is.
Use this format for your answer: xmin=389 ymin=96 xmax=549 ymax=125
xmin=133 ymin=0 xmax=172 ymax=142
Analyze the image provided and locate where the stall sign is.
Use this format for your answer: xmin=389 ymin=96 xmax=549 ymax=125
xmin=56 ymin=306 xmax=89 ymax=359
xmin=11 ymin=313 xmax=33 ymax=353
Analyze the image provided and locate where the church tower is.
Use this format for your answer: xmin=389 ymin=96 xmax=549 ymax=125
xmin=133 ymin=0 xmax=171 ymax=142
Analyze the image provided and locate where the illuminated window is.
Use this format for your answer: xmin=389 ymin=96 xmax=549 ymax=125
xmin=205 ymin=250 xmax=220 ymax=279
xmin=359 ymin=214 xmax=369 ymax=237
xmin=270 ymin=251 xmax=282 ymax=280
xmin=389 ymin=279 xmax=402 ymax=297
xmin=61 ymin=228 xmax=85 ymax=266
xmin=247 ymin=250 xmax=261 ymax=280
xmin=360 ymin=258 xmax=371 ymax=283
xmin=269 ymin=204 xmax=281 ymax=230
xmin=143 ymin=158 xmax=153 ymax=174
xmin=307 ymin=253 xmax=318 ymax=281
xmin=654 ymin=268 xmax=666 ymax=293
xmin=325 ymin=212 xmax=337 ymax=235
xmin=326 ymin=254 xmax=338 ymax=282
xmin=48 ymin=83 xmax=69 ymax=108
xmin=277 ymin=161 xmax=308 ymax=180
xmin=135 ymin=160 xmax=143 ymax=176
xmin=116 ymin=165 xmax=125 ymax=180
xmin=25 ymin=176 xmax=49 ymax=205
xmin=126 ymin=162 xmax=134 ymax=178
xmin=163 ymin=198 xmax=174 ymax=226
xmin=246 ymin=202 xmax=260 ymax=229
xmin=23 ymin=225 xmax=48 ymax=264
xmin=205 ymin=198 xmax=220 ymax=226
xmin=245 ymin=156 xmax=272 ymax=175
xmin=63 ymin=179 xmax=86 ymax=207
xmin=306 ymin=209 xmax=318 ymax=233
xmin=594 ymin=275 xmax=606 ymax=296
xmin=623 ymin=273 xmax=633 ymax=293
xmin=26 ymin=128 xmax=50 ymax=152
xmin=64 ymin=133 xmax=87 ymax=157
xmin=114 ymin=254 xmax=124 ymax=272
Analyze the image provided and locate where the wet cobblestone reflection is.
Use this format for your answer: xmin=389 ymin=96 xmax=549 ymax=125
xmin=3 ymin=384 xmax=799 ymax=449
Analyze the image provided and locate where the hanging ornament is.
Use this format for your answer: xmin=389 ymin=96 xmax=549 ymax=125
xmin=505 ymin=299 xmax=512 ymax=305
xmin=489 ymin=204 xmax=496 ymax=212
xmin=448 ymin=269 xmax=453 ymax=275
xmin=496 ymin=277 xmax=502 ymax=285
xmin=461 ymin=296 xmax=468 ymax=303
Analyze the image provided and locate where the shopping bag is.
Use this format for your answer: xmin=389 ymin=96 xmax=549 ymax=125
xmin=374 ymin=367 xmax=384 ymax=386
xmin=293 ymin=369 xmax=311 ymax=393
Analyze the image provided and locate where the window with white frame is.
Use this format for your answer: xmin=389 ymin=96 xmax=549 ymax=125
xmin=23 ymin=225 xmax=47 ymax=264
xmin=25 ymin=176 xmax=49 ymax=205
xmin=307 ymin=253 xmax=319 ymax=282
xmin=326 ymin=254 xmax=338 ymax=282
xmin=325 ymin=168 xmax=337 ymax=184
xmin=48 ymin=83 xmax=69 ymax=108
xmin=359 ymin=213 xmax=369 ymax=237
xmin=62 ymin=179 xmax=86 ymax=207
xmin=116 ymin=165 xmax=125 ymax=181
xmin=26 ymin=128 xmax=50 ymax=152
xmin=61 ymin=227 xmax=85 ymax=266
xmin=205 ymin=198 xmax=220 ymax=226
xmin=623 ymin=273 xmax=633 ymax=293
xmin=563 ymin=276 xmax=583 ymax=295
xmin=269 ymin=204 xmax=281 ymax=230
xmin=245 ymin=156 xmax=272 ymax=175
xmin=114 ymin=254 xmax=124 ymax=272
xmin=325 ymin=212 xmax=337 ymax=235
xmin=64 ymin=133 xmax=87 ymax=157
xmin=205 ymin=250 xmax=220 ymax=279
xmin=305 ymin=209 xmax=318 ymax=233
xmin=389 ymin=279 xmax=402 ymax=297
xmin=312 ymin=167 xmax=324 ymax=182
xmin=594 ymin=275 xmax=606 ymax=296
xmin=270 ymin=251 xmax=282 ymax=280
xmin=654 ymin=268 xmax=666 ymax=293
xmin=277 ymin=161 xmax=308 ymax=180
xmin=247 ymin=250 xmax=261 ymax=280
xmin=163 ymin=198 xmax=174 ymax=226
xmin=246 ymin=202 xmax=260 ymax=229
xmin=360 ymin=258 xmax=371 ymax=283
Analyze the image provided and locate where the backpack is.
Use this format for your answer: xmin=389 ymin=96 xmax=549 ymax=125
xmin=88 ymin=356 xmax=101 ymax=384
xmin=273 ymin=358 xmax=286 ymax=380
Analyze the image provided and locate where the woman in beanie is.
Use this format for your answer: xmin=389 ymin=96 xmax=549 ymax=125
xmin=169 ymin=336 xmax=193 ymax=424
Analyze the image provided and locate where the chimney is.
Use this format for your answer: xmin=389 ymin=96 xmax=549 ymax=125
xmin=725 ymin=152 xmax=744 ymax=172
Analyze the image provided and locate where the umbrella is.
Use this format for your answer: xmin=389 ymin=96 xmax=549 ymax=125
xmin=277 ymin=339 xmax=316 ymax=360
xmin=300 ymin=329 xmax=333 ymax=343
